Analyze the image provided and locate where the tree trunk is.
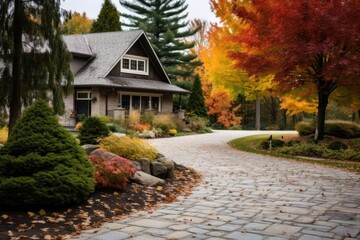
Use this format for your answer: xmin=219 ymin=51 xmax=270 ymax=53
xmin=255 ymin=96 xmax=261 ymax=130
xmin=358 ymin=109 xmax=360 ymax=119
xmin=8 ymin=0 xmax=23 ymax=136
xmin=315 ymin=92 xmax=330 ymax=141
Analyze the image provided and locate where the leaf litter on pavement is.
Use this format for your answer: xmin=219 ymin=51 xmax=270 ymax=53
xmin=0 ymin=165 xmax=202 ymax=240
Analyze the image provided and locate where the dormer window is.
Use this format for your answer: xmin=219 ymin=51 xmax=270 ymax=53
xmin=121 ymin=54 xmax=149 ymax=75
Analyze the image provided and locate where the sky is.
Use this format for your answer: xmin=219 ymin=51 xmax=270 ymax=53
xmin=60 ymin=0 xmax=218 ymax=23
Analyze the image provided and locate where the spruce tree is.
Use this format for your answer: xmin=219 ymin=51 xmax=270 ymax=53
xmin=91 ymin=0 xmax=122 ymax=33
xmin=188 ymin=75 xmax=208 ymax=117
xmin=120 ymin=0 xmax=201 ymax=80
xmin=0 ymin=100 xmax=95 ymax=208
xmin=0 ymin=0 xmax=73 ymax=135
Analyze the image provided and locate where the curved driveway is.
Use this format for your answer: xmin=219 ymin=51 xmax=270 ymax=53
xmin=77 ymin=130 xmax=360 ymax=240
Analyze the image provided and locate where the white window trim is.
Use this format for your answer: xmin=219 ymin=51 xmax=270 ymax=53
xmin=119 ymin=92 xmax=162 ymax=112
xmin=76 ymin=91 xmax=92 ymax=100
xmin=121 ymin=54 xmax=149 ymax=76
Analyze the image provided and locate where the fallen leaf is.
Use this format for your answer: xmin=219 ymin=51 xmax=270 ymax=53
xmin=28 ymin=212 xmax=36 ymax=218
xmin=44 ymin=235 xmax=52 ymax=240
xmin=156 ymin=186 xmax=163 ymax=191
xmin=113 ymin=192 xmax=119 ymax=196
xmin=2 ymin=214 xmax=9 ymax=219
xmin=39 ymin=209 xmax=46 ymax=216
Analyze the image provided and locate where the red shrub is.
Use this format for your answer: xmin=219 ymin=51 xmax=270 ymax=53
xmin=131 ymin=123 xmax=151 ymax=132
xmin=89 ymin=151 xmax=137 ymax=189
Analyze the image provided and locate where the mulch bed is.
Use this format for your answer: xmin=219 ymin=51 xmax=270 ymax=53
xmin=0 ymin=165 xmax=202 ymax=240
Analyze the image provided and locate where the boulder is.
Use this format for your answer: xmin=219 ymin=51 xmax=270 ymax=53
xmin=138 ymin=158 xmax=151 ymax=174
xmin=157 ymin=153 xmax=165 ymax=159
xmin=150 ymin=162 xmax=168 ymax=179
xmin=132 ymin=161 xmax=142 ymax=171
xmin=138 ymin=131 xmax=156 ymax=139
xmin=82 ymin=144 xmax=99 ymax=155
xmin=130 ymin=171 xmax=165 ymax=186
xmin=157 ymin=157 xmax=175 ymax=178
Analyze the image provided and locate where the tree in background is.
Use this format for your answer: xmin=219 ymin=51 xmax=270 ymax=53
xmin=187 ymin=75 xmax=208 ymax=117
xmin=0 ymin=0 xmax=73 ymax=135
xmin=63 ymin=12 xmax=93 ymax=34
xmin=120 ymin=0 xmax=200 ymax=80
xmin=231 ymin=0 xmax=360 ymax=140
xmin=91 ymin=0 xmax=121 ymax=33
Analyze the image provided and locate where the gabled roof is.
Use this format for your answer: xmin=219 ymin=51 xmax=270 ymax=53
xmin=62 ymin=30 xmax=174 ymax=88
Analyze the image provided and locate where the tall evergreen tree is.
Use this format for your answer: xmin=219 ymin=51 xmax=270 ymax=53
xmin=91 ymin=0 xmax=122 ymax=33
xmin=120 ymin=0 xmax=201 ymax=80
xmin=0 ymin=0 xmax=73 ymax=135
xmin=188 ymin=75 xmax=207 ymax=117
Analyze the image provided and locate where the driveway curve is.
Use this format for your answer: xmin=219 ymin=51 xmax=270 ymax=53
xmin=76 ymin=130 xmax=360 ymax=240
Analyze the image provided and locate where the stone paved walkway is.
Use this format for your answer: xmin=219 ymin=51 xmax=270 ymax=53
xmin=74 ymin=130 xmax=360 ymax=240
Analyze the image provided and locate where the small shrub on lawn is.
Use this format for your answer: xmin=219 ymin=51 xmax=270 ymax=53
xmin=324 ymin=120 xmax=360 ymax=139
xmin=89 ymin=149 xmax=137 ymax=189
xmin=99 ymin=135 xmax=158 ymax=161
xmin=277 ymin=143 xmax=326 ymax=157
xmin=0 ymin=100 xmax=95 ymax=208
xmin=258 ymin=139 xmax=285 ymax=150
xmin=0 ymin=127 xmax=8 ymax=144
xmin=295 ymin=122 xmax=315 ymax=136
xmin=286 ymin=140 xmax=301 ymax=147
xmin=328 ymin=141 xmax=348 ymax=150
xmin=259 ymin=140 xmax=270 ymax=150
xmin=153 ymin=115 xmax=177 ymax=134
xmin=78 ymin=117 xmax=110 ymax=145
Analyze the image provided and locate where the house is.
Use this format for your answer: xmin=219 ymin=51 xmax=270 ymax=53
xmin=61 ymin=30 xmax=188 ymax=124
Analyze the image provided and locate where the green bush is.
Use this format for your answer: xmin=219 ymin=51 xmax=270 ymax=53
xmin=187 ymin=115 xmax=209 ymax=132
xmin=0 ymin=100 xmax=95 ymax=208
xmin=153 ymin=115 xmax=177 ymax=134
xmin=324 ymin=120 xmax=360 ymax=139
xmin=348 ymin=139 xmax=360 ymax=151
xmin=328 ymin=141 xmax=348 ymax=150
xmin=259 ymin=140 xmax=270 ymax=150
xmin=78 ymin=117 xmax=110 ymax=145
xmin=258 ymin=139 xmax=284 ymax=150
xmin=295 ymin=122 xmax=315 ymax=136
xmin=286 ymin=140 xmax=301 ymax=147
xmin=296 ymin=120 xmax=360 ymax=138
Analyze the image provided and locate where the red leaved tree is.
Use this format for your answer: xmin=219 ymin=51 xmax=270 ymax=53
xmin=231 ymin=0 xmax=360 ymax=140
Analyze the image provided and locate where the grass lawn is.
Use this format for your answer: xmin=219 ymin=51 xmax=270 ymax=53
xmin=229 ymin=134 xmax=360 ymax=173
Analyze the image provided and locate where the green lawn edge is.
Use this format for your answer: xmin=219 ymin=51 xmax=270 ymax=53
xmin=228 ymin=134 xmax=360 ymax=174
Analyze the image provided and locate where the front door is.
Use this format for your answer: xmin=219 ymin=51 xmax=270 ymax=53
xmin=75 ymin=91 xmax=92 ymax=117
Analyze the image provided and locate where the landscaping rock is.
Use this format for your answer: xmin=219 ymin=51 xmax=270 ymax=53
xmin=90 ymin=148 xmax=118 ymax=160
xmin=138 ymin=158 xmax=151 ymax=174
xmin=138 ymin=131 xmax=156 ymax=139
xmin=82 ymin=144 xmax=100 ymax=155
xmin=157 ymin=153 xmax=165 ymax=159
xmin=130 ymin=171 xmax=165 ymax=186
xmin=157 ymin=157 xmax=175 ymax=178
xmin=151 ymin=162 xmax=168 ymax=179
xmin=132 ymin=161 xmax=142 ymax=171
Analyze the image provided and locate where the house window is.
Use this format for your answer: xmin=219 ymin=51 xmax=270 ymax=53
xmin=119 ymin=92 xmax=162 ymax=113
xmin=121 ymin=54 xmax=149 ymax=75
xmin=76 ymin=91 xmax=91 ymax=100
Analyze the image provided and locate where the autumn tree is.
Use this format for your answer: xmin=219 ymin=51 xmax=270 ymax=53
xmin=231 ymin=0 xmax=360 ymax=140
xmin=187 ymin=75 xmax=208 ymax=117
xmin=120 ymin=0 xmax=200 ymax=80
xmin=0 ymin=0 xmax=73 ymax=135
xmin=63 ymin=12 xmax=93 ymax=34
xmin=91 ymin=0 xmax=121 ymax=33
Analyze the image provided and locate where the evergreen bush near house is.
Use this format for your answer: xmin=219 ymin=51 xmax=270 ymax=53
xmin=78 ymin=117 xmax=110 ymax=145
xmin=187 ymin=75 xmax=208 ymax=118
xmin=0 ymin=100 xmax=95 ymax=208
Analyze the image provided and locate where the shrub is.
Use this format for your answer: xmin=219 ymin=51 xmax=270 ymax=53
xmin=277 ymin=143 xmax=326 ymax=157
xmin=0 ymin=100 xmax=95 ymax=208
xmin=324 ymin=120 xmax=360 ymax=139
xmin=187 ymin=115 xmax=209 ymax=132
xmin=89 ymin=149 xmax=136 ymax=189
xmin=153 ymin=115 xmax=177 ymax=134
xmin=0 ymin=127 xmax=8 ymax=144
xmin=259 ymin=140 xmax=270 ymax=150
xmin=99 ymin=135 xmax=157 ymax=161
xmin=295 ymin=122 xmax=315 ymax=136
xmin=141 ymin=110 xmax=155 ymax=126
xmin=286 ymin=140 xmax=301 ymax=147
xmin=259 ymin=139 xmax=285 ymax=150
xmin=75 ymin=114 xmax=87 ymax=122
xmin=328 ymin=141 xmax=348 ymax=150
xmin=128 ymin=110 xmax=141 ymax=126
xmin=348 ymin=139 xmax=360 ymax=151
xmin=78 ymin=117 xmax=110 ymax=145
xmin=97 ymin=115 xmax=112 ymax=125
xmin=131 ymin=123 xmax=151 ymax=132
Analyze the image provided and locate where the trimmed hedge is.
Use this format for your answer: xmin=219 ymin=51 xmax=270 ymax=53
xmin=295 ymin=120 xmax=360 ymax=139
xmin=0 ymin=100 xmax=95 ymax=208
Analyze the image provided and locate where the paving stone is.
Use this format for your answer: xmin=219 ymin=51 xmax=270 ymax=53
xmin=168 ymin=224 xmax=191 ymax=231
xmin=332 ymin=226 xmax=360 ymax=238
xmin=298 ymin=235 xmax=330 ymax=240
xmin=120 ymin=226 xmax=145 ymax=234
xmin=128 ymin=219 xmax=173 ymax=228
xmin=165 ymin=231 xmax=192 ymax=239
xmin=225 ymin=232 xmax=264 ymax=240
xmin=243 ymin=222 xmax=270 ymax=231
xmin=302 ymin=229 xmax=334 ymax=238
xmin=145 ymin=227 xmax=172 ymax=236
xmin=264 ymin=223 xmax=302 ymax=236
xmin=187 ymin=227 xmax=209 ymax=234
xmin=92 ymin=231 xmax=129 ymax=240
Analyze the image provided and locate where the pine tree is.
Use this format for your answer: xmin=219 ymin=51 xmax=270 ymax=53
xmin=0 ymin=0 xmax=73 ymax=135
xmin=91 ymin=0 xmax=122 ymax=33
xmin=188 ymin=75 xmax=208 ymax=117
xmin=120 ymin=0 xmax=201 ymax=80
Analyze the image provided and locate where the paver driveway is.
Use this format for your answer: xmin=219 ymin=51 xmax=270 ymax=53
xmin=76 ymin=130 xmax=360 ymax=240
